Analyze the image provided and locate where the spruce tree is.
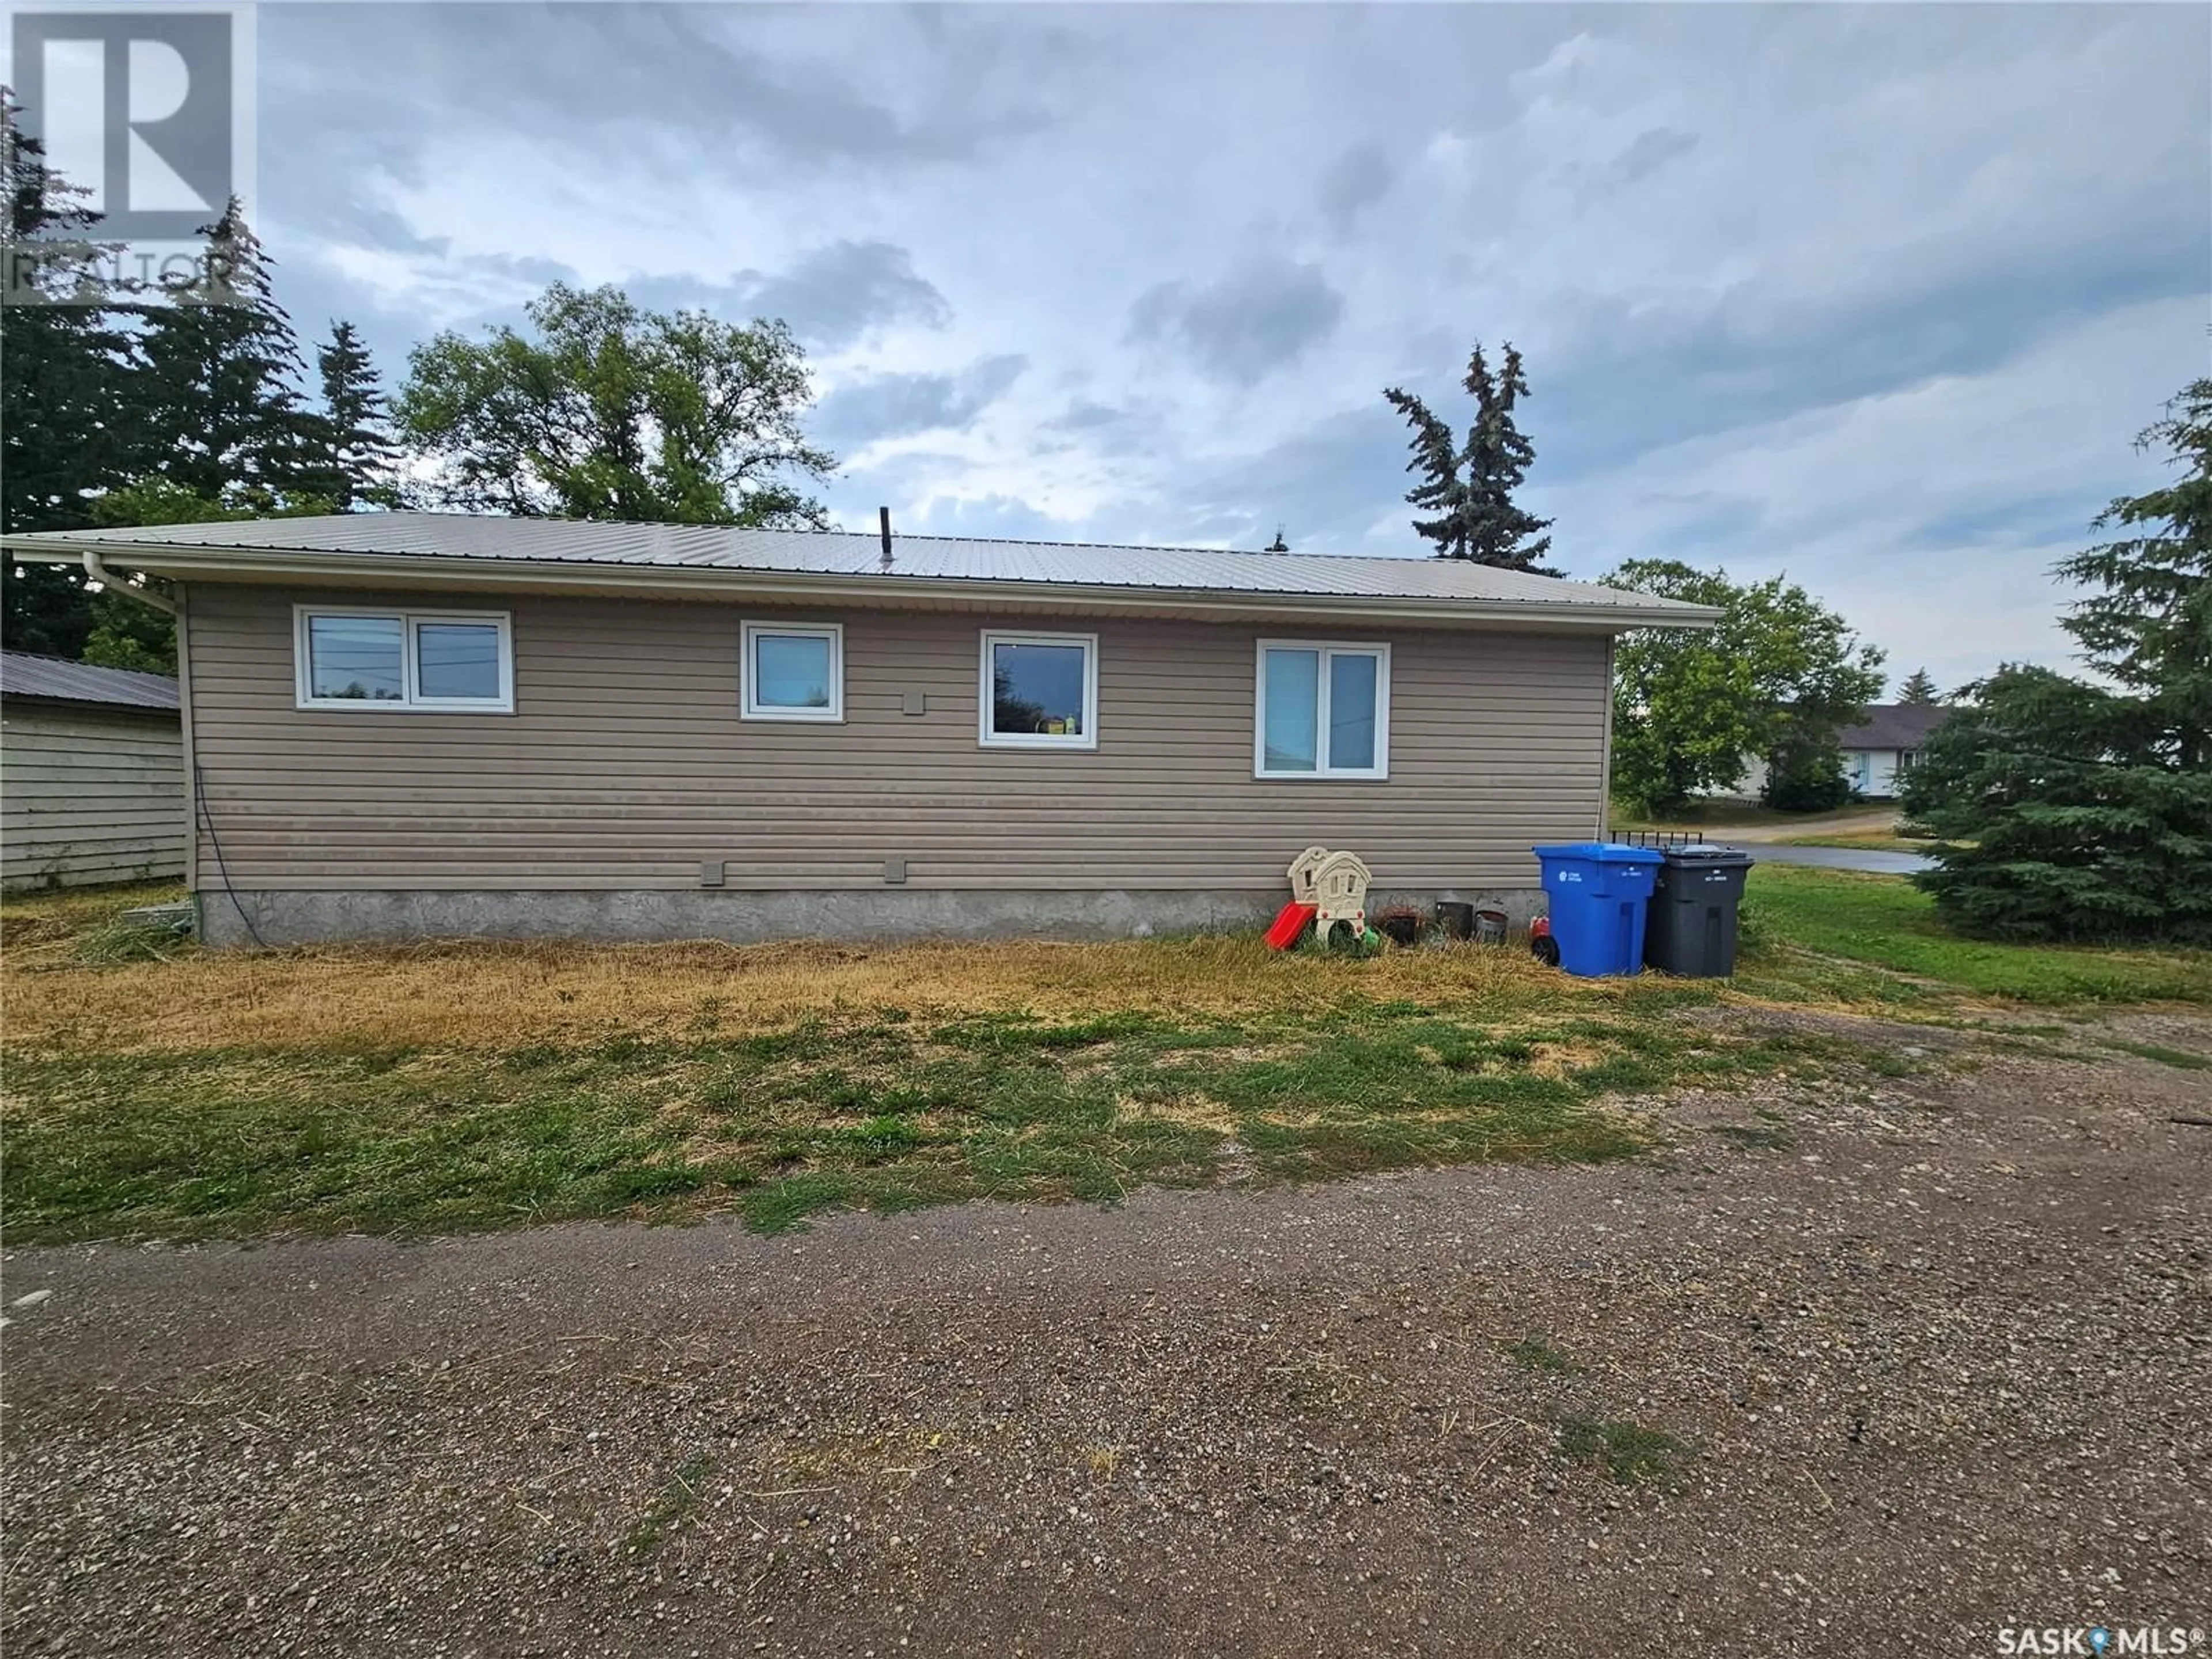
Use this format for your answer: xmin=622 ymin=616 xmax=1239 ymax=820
xmin=1459 ymin=343 xmax=1554 ymax=571
xmin=1902 ymin=379 xmax=2212 ymax=943
xmin=1 ymin=96 xmax=137 ymax=653
xmin=128 ymin=199 xmax=328 ymax=511
xmin=1897 ymin=668 xmax=1940 ymax=704
xmin=305 ymin=320 xmax=400 ymax=510
xmin=1382 ymin=387 xmax=1467 ymax=553
xmin=1384 ymin=342 xmax=1554 ymax=571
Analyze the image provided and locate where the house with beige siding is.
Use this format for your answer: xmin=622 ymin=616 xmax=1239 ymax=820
xmin=0 ymin=514 xmax=1717 ymax=945
xmin=1 ymin=652 xmax=185 ymax=892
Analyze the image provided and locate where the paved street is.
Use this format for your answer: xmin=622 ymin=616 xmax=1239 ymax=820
xmin=1744 ymin=843 xmax=1934 ymax=875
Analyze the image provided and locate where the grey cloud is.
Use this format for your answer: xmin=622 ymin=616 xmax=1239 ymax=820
xmin=273 ymin=243 xmax=578 ymax=372
xmin=1529 ymin=207 xmax=2211 ymax=484
xmin=822 ymin=461 xmax=1076 ymax=542
xmin=1049 ymin=400 xmax=1128 ymax=431
xmin=903 ymin=493 xmax=1071 ymax=541
xmin=737 ymin=241 xmax=953 ymax=350
xmin=1604 ymin=127 xmax=1699 ymax=190
xmin=1036 ymin=399 xmax=1157 ymax=461
xmin=1129 ymin=259 xmax=1346 ymax=388
xmin=263 ymin=5 xmax=1061 ymax=180
xmin=1153 ymin=403 xmax=1417 ymax=554
xmin=815 ymin=354 xmax=1029 ymax=449
xmin=1317 ymin=141 xmax=1395 ymax=236
xmin=624 ymin=243 xmax=952 ymax=351
xmin=1902 ymin=491 xmax=2098 ymax=553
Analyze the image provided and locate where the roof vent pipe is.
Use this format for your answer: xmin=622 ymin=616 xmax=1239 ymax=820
xmin=879 ymin=506 xmax=893 ymax=572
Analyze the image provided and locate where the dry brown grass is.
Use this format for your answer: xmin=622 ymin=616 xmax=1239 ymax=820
xmin=1113 ymin=1090 xmax=1240 ymax=1136
xmin=0 ymin=882 xmax=187 ymax=949
xmin=3 ymin=931 xmax=1630 ymax=1055
xmin=1528 ymin=1040 xmax=1607 ymax=1078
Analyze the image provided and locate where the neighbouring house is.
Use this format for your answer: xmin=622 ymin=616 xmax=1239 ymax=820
xmin=1835 ymin=703 xmax=1950 ymax=799
xmin=1692 ymin=703 xmax=1954 ymax=804
xmin=0 ymin=514 xmax=1717 ymax=945
xmin=1 ymin=652 xmax=185 ymax=892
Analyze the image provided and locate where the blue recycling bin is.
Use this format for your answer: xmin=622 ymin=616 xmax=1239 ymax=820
xmin=1531 ymin=843 xmax=1661 ymax=977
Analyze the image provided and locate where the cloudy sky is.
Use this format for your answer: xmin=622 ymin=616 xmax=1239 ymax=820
xmin=241 ymin=2 xmax=2210 ymax=691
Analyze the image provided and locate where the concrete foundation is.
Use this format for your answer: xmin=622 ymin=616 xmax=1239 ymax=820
xmin=194 ymin=886 xmax=1547 ymax=949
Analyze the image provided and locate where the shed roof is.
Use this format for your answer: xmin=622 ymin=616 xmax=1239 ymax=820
xmin=1 ymin=513 xmax=1721 ymax=631
xmin=1838 ymin=704 xmax=1950 ymax=751
xmin=0 ymin=652 xmax=180 ymax=712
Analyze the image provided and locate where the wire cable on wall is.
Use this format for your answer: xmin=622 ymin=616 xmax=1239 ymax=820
xmin=194 ymin=762 xmax=268 ymax=949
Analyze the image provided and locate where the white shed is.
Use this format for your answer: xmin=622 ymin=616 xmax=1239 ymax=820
xmin=1 ymin=652 xmax=185 ymax=891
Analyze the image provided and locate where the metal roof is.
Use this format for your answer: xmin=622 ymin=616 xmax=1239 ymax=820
xmin=2 ymin=513 xmax=1717 ymax=625
xmin=0 ymin=652 xmax=180 ymax=711
xmin=1839 ymin=704 xmax=1951 ymax=751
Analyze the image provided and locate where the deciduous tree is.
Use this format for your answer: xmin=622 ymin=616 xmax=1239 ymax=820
xmin=396 ymin=283 xmax=835 ymax=525
xmin=1605 ymin=560 xmax=1885 ymax=815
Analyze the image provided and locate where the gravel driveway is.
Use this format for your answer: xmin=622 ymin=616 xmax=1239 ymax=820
xmin=5 ymin=1015 xmax=2209 ymax=1657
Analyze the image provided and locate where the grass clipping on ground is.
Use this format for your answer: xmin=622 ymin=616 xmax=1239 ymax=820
xmin=5 ymin=869 xmax=2203 ymax=1245
xmin=2 ymin=888 xmax=1858 ymax=1243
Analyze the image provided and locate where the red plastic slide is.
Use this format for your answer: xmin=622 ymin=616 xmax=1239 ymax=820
xmin=1264 ymin=902 xmax=1318 ymax=950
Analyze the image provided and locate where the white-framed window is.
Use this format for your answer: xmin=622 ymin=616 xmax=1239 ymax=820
xmin=1254 ymin=640 xmax=1391 ymax=780
xmin=294 ymin=605 xmax=514 ymax=713
xmin=741 ymin=620 xmax=844 ymax=722
xmin=979 ymin=629 xmax=1099 ymax=750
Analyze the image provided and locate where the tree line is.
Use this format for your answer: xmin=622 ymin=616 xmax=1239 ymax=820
xmin=3 ymin=100 xmax=400 ymax=666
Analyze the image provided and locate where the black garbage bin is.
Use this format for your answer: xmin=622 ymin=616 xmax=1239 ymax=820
xmin=1643 ymin=845 xmax=1755 ymax=977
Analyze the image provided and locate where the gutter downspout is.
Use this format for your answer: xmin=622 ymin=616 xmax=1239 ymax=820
xmin=82 ymin=550 xmax=177 ymax=613
xmin=1596 ymin=635 xmax=1618 ymax=841
xmin=173 ymin=584 xmax=200 ymax=914
xmin=81 ymin=549 xmax=196 ymax=923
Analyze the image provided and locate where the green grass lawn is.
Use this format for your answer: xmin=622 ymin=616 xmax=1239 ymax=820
xmin=6 ymin=869 xmax=2203 ymax=1245
xmin=1740 ymin=865 xmax=2212 ymax=1005
xmin=1 ymin=999 xmax=1877 ymax=1244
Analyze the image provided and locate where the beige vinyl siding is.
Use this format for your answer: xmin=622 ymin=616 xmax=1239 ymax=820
xmin=1 ymin=701 xmax=186 ymax=889
xmin=182 ymin=585 xmax=1610 ymax=893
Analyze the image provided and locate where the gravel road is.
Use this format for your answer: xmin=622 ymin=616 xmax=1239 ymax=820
xmin=5 ymin=1014 xmax=2209 ymax=1657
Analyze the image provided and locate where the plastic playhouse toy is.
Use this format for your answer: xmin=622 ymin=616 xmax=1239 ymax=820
xmin=1286 ymin=845 xmax=1331 ymax=904
xmin=1266 ymin=844 xmax=1374 ymax=951
xmin=1264 ymin=844 xmax=1330 ymax=949
xmin=1309 ymin=850 xmax=1374 ymax=946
